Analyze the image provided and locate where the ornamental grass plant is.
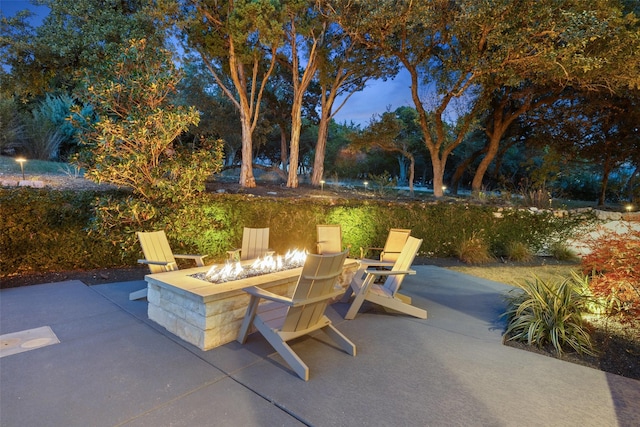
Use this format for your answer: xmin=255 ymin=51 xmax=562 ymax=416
xmin=454 ymin=232 xmax=494 ymax=264
xmin=502 ymin=271 xmax=596 ymax=356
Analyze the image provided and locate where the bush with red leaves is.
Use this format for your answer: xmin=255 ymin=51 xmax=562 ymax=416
xmin=581 ymin=224 xmax=640 ymax=319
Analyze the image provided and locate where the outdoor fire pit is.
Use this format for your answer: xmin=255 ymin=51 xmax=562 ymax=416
xmin=191 ymin=249 xmax=307 ymax=284
xmin=144 ymin=253 xmax=359 ymax=350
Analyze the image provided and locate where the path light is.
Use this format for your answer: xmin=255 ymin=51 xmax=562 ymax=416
xmin=320 ymin=180 xmax=325 ymax=192
xmin=364 ymin=181 xmax=368 ymax=191
xmin=626 ymin=204 xmax=634 ymax=213
xmin=15 ymin=157 xmax=26 ymax=180
xmin=441 ymin=185 xmax=447 ymax=193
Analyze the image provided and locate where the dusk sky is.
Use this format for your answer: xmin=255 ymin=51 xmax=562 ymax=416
xmin=1 ymin=0 xmax=413 ymax=125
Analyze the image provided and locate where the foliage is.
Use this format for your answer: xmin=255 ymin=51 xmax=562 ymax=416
xmin=0 ymin=95 xmax=26 ymax=155
xmin=328 ymin=0 xmax=639 ymax=198
xmin=0 ymin=188 xmax=134 ymax=275
xmin=503 ymin=272 xmax=596 ymax=356
xmin=505 ymin=241 xmax=534 ymax=263
xmin=1 ymin=184 xmax=592 ymax=275
xmin=349 ymin=108 xmax=421 ymax=189
xmin=581 ymin=225 xmax=640 ymax=319
xmin=454 ymin=231 xmax=494 ymax=265
xmin=20 ymin=123 xmax=64 ymax=161
xmin=548 ymin=242 xmax=579 ymax=262
xmin=26 ymin=94 xmax=89 ymax=160
xmin=1 ymin=0 xmax=160 ymax=101
xmin=72 ymin=39 xmax=223 ymax=223
xmin=369 ymin=171 xmax=397 ymax=196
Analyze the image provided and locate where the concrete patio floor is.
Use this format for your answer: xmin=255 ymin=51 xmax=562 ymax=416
xmin=1 ymin=265 xmax=638 ymax=426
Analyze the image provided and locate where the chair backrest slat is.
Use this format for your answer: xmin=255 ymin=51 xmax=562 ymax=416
xmin=137 ymin=231 xmax=177 ymax=274
xmin=381 ymin=228 xmax=411 ymax=262
xmin=241 ymin=227 xmax=270 ymax=260
xmin=384 ymin=236 xmax=422 ymax=296
xmin=282 ymin=251 xmax=347 ymax=332
xmin=316 ymin=224 xmax=343 ymax=254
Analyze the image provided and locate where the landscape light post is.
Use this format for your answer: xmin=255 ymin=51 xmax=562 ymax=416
xmin=15 ymin=157 xmax=26 ymax=180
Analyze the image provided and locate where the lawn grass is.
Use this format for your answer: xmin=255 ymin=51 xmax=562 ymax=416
xmin=446 ymin=264 xmax=582 ymax=288
xmin=0 ymin=155 xmax=83 ymax=177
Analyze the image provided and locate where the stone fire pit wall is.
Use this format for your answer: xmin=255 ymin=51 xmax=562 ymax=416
xmin=145 ymin=259 xmax=359 ymax=350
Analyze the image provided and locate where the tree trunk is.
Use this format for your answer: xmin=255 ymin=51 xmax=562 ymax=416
xmin=312 ymin=116 xmax=329 ymax=186
xmin=239 ymin=116 xmax=256 ymax=188
xmin=408 ymin=154 xmax=415 ymax=196
xmin=471 ymin=133 xmax=501 ymax=192
xmin=451 ymin=146 xmax=488 ymax=195
xmin=287 ymin=105 xmax=302 ymax=188
xmin=431 ymin=153 xmax=446 ymax=197
xmin=598 ymin=146 xmax=613 ymax=206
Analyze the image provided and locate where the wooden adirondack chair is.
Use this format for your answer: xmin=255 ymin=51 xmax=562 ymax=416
xmin=342 ymin=236 xmax=427 ymax=320
xmin=133 ymin=230 xmax=208 ymax=300
xmin=237 ymin=251 xmax=356 ymax=381
xmin=360 ymin=228 xmax=411 ymax=262
xmin=316 ymin=224 xmax=349 ymax=255
xmin=227 ymin=227 xmax=272 ymax=261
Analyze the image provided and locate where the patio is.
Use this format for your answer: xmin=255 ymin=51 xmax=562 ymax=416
xmin=1 ymin=265 xmax=638 ymax=426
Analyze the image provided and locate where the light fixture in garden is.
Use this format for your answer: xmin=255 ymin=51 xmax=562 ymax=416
xmin=15 ymin=157 xmax=26 ymax=180
xmin=626 ymin=204 xmax=634 ymax=213
xmin=364 ymin=181 xmax=368 ymax=191
xmin=320 ymin=180 xmax=325 ymax=191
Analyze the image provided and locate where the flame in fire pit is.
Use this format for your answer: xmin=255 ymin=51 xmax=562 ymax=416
xmin=194 ymin=249 xmax=308 ymax=284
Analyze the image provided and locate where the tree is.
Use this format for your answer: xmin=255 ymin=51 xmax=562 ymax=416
xmin=73 ymin=39 xmax=223 ymax=209
xmin=171 ymin=0 xmax=285 ymax=188
xmin=310 ymin=9 xmax=398 ymax=186
xmin=177 ymin=60 xmax=244 ymax=167
xmin=466 ymin=0 xmax=640 ymax=194
xmin=528 ymin=90 xmax=640 ymax=205
xmin=280 ymin=0 xmax=324 ymax=187
xmin=328 ymin=0 xmax=640 ymax=197
xmin=349 ymin=107 xmax=420 ymax=194
xmin=1 ymin=0 xmax=160 ymax=101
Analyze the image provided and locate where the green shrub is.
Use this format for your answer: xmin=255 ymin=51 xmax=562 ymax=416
xmin=1 ymin=188 xmax=590 ymax=277
xmin=502 ymin=272 xmax=596 ymax=356
xmin=0 ymin=188 xmax=135 ymax=276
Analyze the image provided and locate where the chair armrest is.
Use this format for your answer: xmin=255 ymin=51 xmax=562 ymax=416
xmin=359 ymin=259 xmax=395 ymax=268
xmin=364 ymin=269 xmax=416 ymax=276
xmin=138 ymin=259 xmax=172 ymax=266
xmin=291 ymin=288 xmax=344 ymax=307
xmin=174 ymin=254 xmax=208 ymax=267
xmin=227 ymin=249 xmax=241 ymax=261
xmin=244 ymin=286 xmax=294 ymax=305
xmin=360 ymin=246 xmax=383 ymax=259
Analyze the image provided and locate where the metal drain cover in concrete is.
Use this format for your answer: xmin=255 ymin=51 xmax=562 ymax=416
xmin=0 ymin=326 xmax=60 ymax=358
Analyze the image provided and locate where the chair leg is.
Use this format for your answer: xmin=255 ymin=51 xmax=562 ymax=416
xmin=322 ymin=324 xmax=356 ymax=356
xmin=370 ymin=295 xmax=427 ymax=319
xmin=344 ymin=287 xmax=368 ymax=320
xmin=237 ymin=295 xmax=260 ymax=344
xmin=253 ymin=317 xmax=310 ymax=381
xmin=129 ymin=288 xmax=147 ymax=301
xmin=344 ymin=273 xmax=377 ymax=319
xmin=340 ymin=284 xmax=354 ymax=303
xmin=395 ymin=292 xmax=412 ymax=304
